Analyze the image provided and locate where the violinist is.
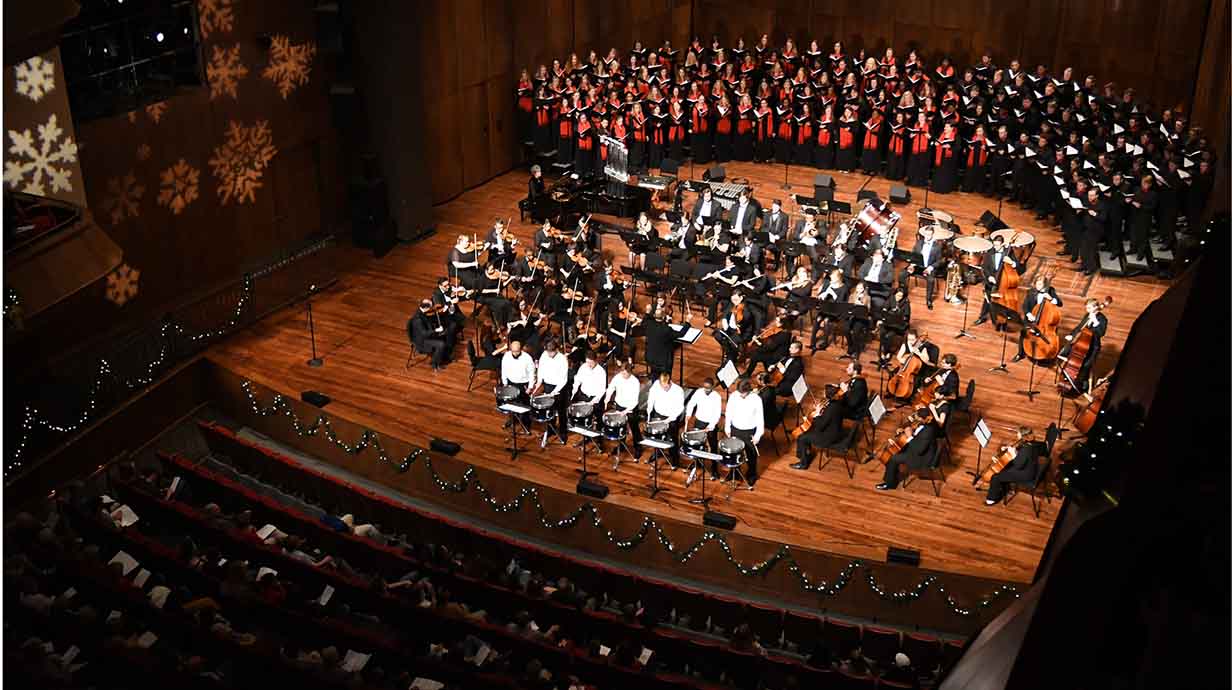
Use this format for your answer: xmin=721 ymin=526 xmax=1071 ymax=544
xmin=561 ymin=242 xmax=596 ymax=282
xmin=593 ymin=259 xmax=625 ymax=328
xmin=791 ymin=361 xmax=867 ymax=469
xmin=607 ymin=297 xmax=642 ymax=360
xmin=478 ymin=264 xmax=517 ymax=328
xmin=507 ymin=298 xmax=546 ymax=354
xmin=711 ymin=293 xmax=753 ymax=363
xmin=485 ymin=218 xmax=517 ymax=264
xmin=973 ymin=234 xmax=1021 ymax=329
xmin=448 ymin=235 xmax=483 ymax=289
xmin=409 ymin=299 xmax=451 ymax=371
xmin=431 ymin=276 xmax=467 ymax=337
xmin=1059 ymin=298 xmax=1109 ymax=393
xmin=533 ymin=218 xmax=559 ymax=254
xmin=983 ymin=427 xmax=1044 ymax=505
xmin=628 ymin=211 xmax=656 ymax=270
xmin=876 ymin=286 xmax=911 ymax=366
xmin=875 ymin=388 xmax=949 ymax=490
xmin=574 ymin=213 xmax=602 ymax=254
xmin=809 ymin=268 xmax=849 ymax=352
xmin=1013 ymin=275 xmax=1063 ymax=362
xmin=742 ymin=318 xmax=792 ymax=377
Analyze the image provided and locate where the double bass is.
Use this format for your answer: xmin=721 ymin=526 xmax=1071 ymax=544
xmin=1021 ymin=293 xmax=1063 ymax=361
xmin=989 ymin=234 xmax=1022 ymax=329
xmin=1057 ymin=296 xmax=1112 ymax=394
xmin=885 ymin=332 xmax=930 ymax=399
xmin=872 ymin=407 xmax=935 ymax=465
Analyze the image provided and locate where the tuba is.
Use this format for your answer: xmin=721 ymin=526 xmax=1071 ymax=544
xmin=943 ymin=260 xmax=964 ymax=303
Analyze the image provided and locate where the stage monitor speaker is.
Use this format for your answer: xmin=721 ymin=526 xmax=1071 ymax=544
xmin=813 ymin=174 xmax=835 ymax=189
xmin=889 ymin=184 xmax=911 ymax=204
xmin=430 ymin=438 xmax=461 ymax=456
xmin=857 ymin=190 xmax=879 ymax=202
xmin=576 ymin=479 xmax=610 ymax=499
xmin=660 ymin=158 xmax=680 ymax=176
xmin=887 ymin=546 xmax=921 ymax=567
xmin=703 ymin=164 xmax=726 ymax=182
xmin=815 ymin=186 xmax=835 ymax=202
xmin=301 ymin=391 xmax=331 ymax=408
xmin=349 ymin=177 xmax=396 ymax=257
xmin=979 ymin=210 xmax=1009 ymax=231
xmin=703 ymin=510 xmax=737 ymax=530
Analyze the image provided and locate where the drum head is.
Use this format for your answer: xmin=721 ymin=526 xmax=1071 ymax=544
xmin=568 ymin=402 xmax=594 ymax=418
xmin=924 ymin=224 xmax=955 ymax=241
xmin=497 ymin=386 xmax=520 ymax=401
xmin=718 ymin=437 xmax=746 ymax=454
xmin=991 ymin=229 xmax=1034 ymax=247
xmin=602 ymin=411 xmax=628 ymax=428
xmin=645 ymin=420 xmax=670 ymax=436
xmin=531 ymin=395 xmax=556 ymax=409
xmin=954 ymin=236 xmax=993 ymax=252
xmin=682 ymin=430 xmax=708 ymax=446
xmin=931 ymin=209 xmax=954 ymax=223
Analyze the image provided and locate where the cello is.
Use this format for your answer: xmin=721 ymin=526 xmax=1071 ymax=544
xmin=1057 ymin=296 xmax=1112 ymax=394
xmin=912 ymin=364 xmax=956 ymax=407
xmin=1021 ymin=291 xmax=1063 ymax=361
xmin=885 ymin=332 xmax=930 ymax=400
xmin=1072 ymin=370 xmax=1113 ymax=434
xmin=872 ymin=407 xmax=934 ymax=465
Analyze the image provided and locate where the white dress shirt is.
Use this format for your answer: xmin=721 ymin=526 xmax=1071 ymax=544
xmin=605 ymin=373 xmax=641 ymax=410
xmin=921 ymin=240 xmax=936 ymax=267
xmin=685 ymin=389 xmax=723 ymax=428
xmin=767 ymin=211 xmax=782 ymax=241
xmin=500 ymin=351 xmax=536 ymax=387
xmin=646 ymin=382 xmax=685 ymax=421
xmin=537 ymin=351 xmax=568 ymax=392
xmin=571 ymin=362 xmax=607 ymax=402
xmin=724 ymin=392 xmax=765 ymax=443
xmin=698 ymin=199 xmax=713 ymax=218
xmin=733 ymin=201 xmax=749 ymax=234
xmin=864 ymin=259 xmax=885 ymax=282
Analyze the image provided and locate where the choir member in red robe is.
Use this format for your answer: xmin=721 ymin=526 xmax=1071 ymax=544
xmin=517 ymin=69 xmax=535 ymax=145
xmin=628 ymin=103 xmax=647 ymax=172
xmin=885 ymin=112 xmax=909 ymax=180
xmin=691 ymin=98 xmax=712 ymax=164
xmin=668 ymin=100 xmax=687 ymax=162
xmin=774 ymin=101 xmax=793 ymax=164
xmin=861 ymin=109 xmax=884 ymax=174
xmin=835 ymin=105 xmax=859 ymax=171
xmin=962 ymin=124 xmax=990 ymax=194
xmin=793 ymin=103 xmax=815 ymax=166
xmin=906 ymin=112 xmax=932 ymax=187
xmin=647 ymin=103 xmax=666 ymax=170
xmin=932 ymin=122 xmax=958 ymax=193
xmin=734 ymin=94 xmax=755 ymax=161
xmin=713 ymin=96 xmax=734 ymax=162
xmin=754 ymin=98 xmax=774 ymax=163
xmin=533 ymin=86 xmax=556 ymax=155
xmin=815 ymin=104 xmax=835 ymax=169
xmin=574 ymin=113 xmax=595 ymax=175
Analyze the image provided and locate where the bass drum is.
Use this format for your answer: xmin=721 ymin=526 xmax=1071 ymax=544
xmin=853 ymin=198 xmax=902 ymax=241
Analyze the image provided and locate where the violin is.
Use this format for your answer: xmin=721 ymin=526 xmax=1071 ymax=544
xmin=872 ymin=407 xmax=934 ymax=466
xmin=1058 ymin=296 xmax=1112 ymax=395
xmin=1021 ymin=292 xmax=1064 ymax=362
xmin=1072 ymin=370 xmax=1113 ymax=434
xmin=885 ymin=332 xmax=929 ymax=400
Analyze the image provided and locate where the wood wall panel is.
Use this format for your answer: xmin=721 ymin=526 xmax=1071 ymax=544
xmin=484 ymin=0 xmax=514 ymax=77
xmin=455 ymin=0 xmax=488 ymax=87
xmin=460 ymin=84 xmax=492 ymax=189
xmin=486 ymin=76 xmax=516 ymax=175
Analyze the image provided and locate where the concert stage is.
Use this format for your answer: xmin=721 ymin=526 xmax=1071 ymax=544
xmin=207 ymin=162 xmax=1170 ymax=587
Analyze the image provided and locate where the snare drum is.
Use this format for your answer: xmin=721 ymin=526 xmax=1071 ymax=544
xmin=682 ymin=429 xmax=709 ymax=449
xmin=718 ymin=437 xmax=746 ymax=466
xmin=645 ymin=419 xmax=672 ymax=441
xmin=990 ymin=228 xmax=1036 ymax=263
xmin=568 ymin=402 xmax=595 ymax=426
xmin=953 ymin=236 xmax=993 ymax=268
xmin=601 ymin=411 xmax=628 ymax=437
xmin=530 ymin=395 xmax=557 ymax=422
xmin=496 ymin=385 xmax=521 ymax=403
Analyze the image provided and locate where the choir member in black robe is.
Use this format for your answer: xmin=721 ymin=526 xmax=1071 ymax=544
xmin=667 ymin=101 xmax=687 ymax=162
xmin=628 ymin=103 xmax=648 ymax=172
xmin=987 ymin=126 xmax=1014 ymax=197
xmin=774 ymin=101 xmax=793 ymax=163
xmin=860 ymin=110 xmax=884 ymax=174
xmin=793 ymin=104 xmax=816 ymax=166
xmin=691 ymin=99 xmax=713 ymax=164
xmin=835 ymin=106 xmax=859 ymax=171
xmin=1104 ymin=172 xmax=1129 ymax=257
xmin=713 ymin=96 xmax=734 ymax=162
xmin=647 ymin=103 xmax=666 ymax=170
xmin=1079 ymin=188 xmax=1108 ymax=275
xmin=906 ymin=112 xmax=931 ymax=187
xmin=1185 ymin=159 xmax=1213 ymax=227
xmin=962 ymin=125 xmax=989 ymax=193
xmin=533 ymin=87 xmax=556 ymax=155
xmin=885 ymin=112 xmax=908 ymax=180
xmin=931 ymin=122 xmax=959 ymax=193
xmin=814 ymin=104 xmax=835 ymax=168
xmin=1128 ymin=174 xmax=1158 ymax=260
xmin=734 ymin=95 xmax=755 ymax=161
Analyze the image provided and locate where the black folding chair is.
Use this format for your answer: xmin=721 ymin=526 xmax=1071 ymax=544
xmin=465 ymin=341 xmax=500 ymax=391
xmin=901 ymin=443 xmax=946 ymax=497
xmin=818 ymin=423 xmax=863 ymax=479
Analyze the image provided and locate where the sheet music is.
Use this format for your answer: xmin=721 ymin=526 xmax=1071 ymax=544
xmin=717 ymin=360 xmax=739 ymax=388
xmin=973 ymin=419 xmax=991 ymax=447
xmin=868 ymin=395 xmax=887 ymax=425
xmin=792 ymin=376 xmax=808 ymax=404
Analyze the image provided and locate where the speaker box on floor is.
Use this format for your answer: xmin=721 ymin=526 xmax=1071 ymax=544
xmin=703 ymin=510 xmax=737 ymax=530
xmin=889 ymin=184 xmax=911 ymax=204
xmin=979 ymin=210 xmax=1008 ymax=231
xmin=703 ymin=164 xmax=726 ymax=182
xmin=813 ymin=174 xmax=835 ymax=189
xmin=660 ymin=158 xmax=680 ymax=175
xmin=887 ymin=546 xmax=921 ymax=567
xmin=576 ymin=479 xmax=610 ymax=499
xmin=301 ymin=391 xmax=331 ymax=408
xmin=430 ymin=438 xmax=461 ymax=456
xmin=857 ymin=190 xmax=879 ymax=202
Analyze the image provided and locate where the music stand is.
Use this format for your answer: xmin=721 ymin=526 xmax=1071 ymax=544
xmin=569 ymin=424 xmax=601 ymax=480
xmin=985 ymin=301 xmax=1021 ymax=374
xmin=639 ymin=438 xmax=675 ymax=498
xmin=1015 ymin=322 xmax=1047 ymax=400
xmin=671 ymin=322 xmax=702 ymax=385
xmin=498 ymin=402 xmax=532 ymax=461
xmin=967 ymin=418 xmax=992 ymax=484
xmin=955 ymin=271 xmax=981 ymax=340
xmin=685 ymin=448 xmax=722 ymax=510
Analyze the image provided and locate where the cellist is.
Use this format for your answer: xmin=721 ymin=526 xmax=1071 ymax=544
xmin=791 ymin=360 xmax=867 ymax=470
xmin=1059 ymin=298 xmax=1109 ymax=393
xmin=875 ymin=389 xmax=949 ymax=491
xmin=1014 ymin=275 xmax=1063 ymax=362
xmin=982 ymin=426 xmax=1044 ymax=505
xmin=885 ymin=330 xmax=937 ymax=400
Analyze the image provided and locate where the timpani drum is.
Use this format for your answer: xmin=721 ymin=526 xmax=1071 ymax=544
xmin=954 ymin=236 xmax=993 ymax=268
xmin=645 ymin=419 xmax=672 ymax=442
xmin=921 ymin=224 xmax=955 ymax=242
xmin=853 ymin=198 xmax=902 ymax=241
xmin=917 ymin=207 xmax=955 ymax=228
xmin=990 ymin=229 xmax=1036 ymax=263
xmin=682 ymin=429 xmax=709 ymax=449
xmin=496 ymin=385 xmax=521 ymax=403
xmin=568 ymin=402 xmax=595 ymax=427
xmin=601 ymin=410 xmax=628 ymax=439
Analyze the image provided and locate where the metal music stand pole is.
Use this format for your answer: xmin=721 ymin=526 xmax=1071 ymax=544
xmin=306 ymin=290 xmax=323 ymax=367
xmin=1055 ymin=391 xmax=1070 ymax=438
xmin=987 ymin=302 xmax=1013 ymax=374
xmin=1017 ymin=357 xmax=1042 ymax=401
xmin=782 ymin=157 xmax=792 ymax=190
xmin=954 ymin=279 xmax=978 ymax=340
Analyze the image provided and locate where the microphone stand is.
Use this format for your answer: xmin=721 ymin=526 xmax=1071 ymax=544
xmin=954 ymin=277 xmax=978 ymax=340
xmin=306 ymin=286 xmax=323 ymax=367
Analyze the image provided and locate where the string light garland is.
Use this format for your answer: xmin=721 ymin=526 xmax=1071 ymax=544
xmin=6 ymin=276 xmax=255 ymax=476
xmin=242 ymin=380 xmax=1021 ymax=618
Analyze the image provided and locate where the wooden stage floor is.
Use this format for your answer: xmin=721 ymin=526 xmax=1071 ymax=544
xmin=208 ymin=162 xmax=1172 ymax=585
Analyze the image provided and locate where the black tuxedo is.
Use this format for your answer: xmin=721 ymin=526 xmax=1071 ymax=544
xmin=794 ymin=376 xmax=869 ymax=465
xmin=773 ymin=355 xmax=805 ymax=397
xmin=986 ymin=440 xmax=1045 ymax=502
xmin=1059 ymin=312 xmax=1107 ymax=390
xmin=409 ymin=312 xmax=448 ymax=368
xmin=712 ymin=301 xmax=754 ymax=362
xmin=898 ymin=237 xmax=946 ymax=304
xmin=1016 ymin=287 xmax=1062 ymax=358
xmin=977 ymin=249 xmax=1020 ymax=321
xmin=762 ymin=209 xmax=788 ymax=240
xmin=691 ymin=196 xmax=723 ymax=223
xmin=882 ymin=421 xmax=941 ymax=487
xmin=1080 ymin=198 xmax=1109 ymax=272
xmin=643 ymin=317 xmax=678 ymax=378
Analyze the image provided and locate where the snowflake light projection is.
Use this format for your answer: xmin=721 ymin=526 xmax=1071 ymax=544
xmin=145 ymin=101 xmax=168 ymax=124
xmin=137 ymin=143 xmax=152 ymax=161
xmin=4 ymin=114 xmax=78 ymax=196
xmin=14 ymin=55 xmax=56 ymax=102
xmin=103 ymin=172 xmax=145 ymax=225
xmin=198 ymin=0 xmax=236 ymax=39
xmin=105 ymin=264 xmax=140 ymax=306
xmin=207 ymin=43 xmax=248 ymax=100
xmin=262 ymin=35 xmax=316 ymax=99
xmin=158 ymin=159 xmax=201 ymax=214
xmin=208 ymin=120 xmax=277 ymax=205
